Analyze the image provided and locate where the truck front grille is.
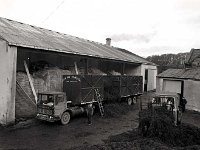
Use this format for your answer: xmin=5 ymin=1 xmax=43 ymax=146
xmin=38 ymin=107 xmax=53 ymax=115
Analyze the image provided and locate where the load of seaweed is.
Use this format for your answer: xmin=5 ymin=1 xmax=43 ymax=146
xmin=103 ymin=102 xmax=136 ymax=118
xmin=139 ymin=106 xmax=200 ymax=147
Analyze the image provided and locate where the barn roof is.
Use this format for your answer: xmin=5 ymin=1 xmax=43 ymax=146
xmin=0 ymin=17 xmax=154 ymax=65
xmin=157 ymin=68 xmax=200 ymax=80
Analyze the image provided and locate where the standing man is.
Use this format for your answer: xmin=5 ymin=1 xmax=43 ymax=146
xmin=181 ymin=97 xmax=187 ymax=112
xmin=86 ymin=103 xmax=93 ymax=125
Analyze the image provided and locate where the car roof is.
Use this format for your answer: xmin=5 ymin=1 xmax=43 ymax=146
xmin=154 ymin=92 xmax=179 ymax=97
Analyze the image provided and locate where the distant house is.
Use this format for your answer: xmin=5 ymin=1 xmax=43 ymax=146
xmin=157 ymin=48 xmax=200 ymax=112
xmin=0 ymin=17 xmax=157 ymax=125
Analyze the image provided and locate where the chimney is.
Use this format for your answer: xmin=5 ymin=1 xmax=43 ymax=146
xmin=106 ymin=38 xmax=111 ymax=46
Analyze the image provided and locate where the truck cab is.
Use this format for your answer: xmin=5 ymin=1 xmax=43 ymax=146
xmin=36 ymin=92 xmax=71 ymax=125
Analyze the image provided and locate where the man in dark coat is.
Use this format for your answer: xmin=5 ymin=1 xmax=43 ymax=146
xmin=86 ymin=103 xmax=93 ymax=125
xmin=180 ymin=97 xmax=187 ymax=112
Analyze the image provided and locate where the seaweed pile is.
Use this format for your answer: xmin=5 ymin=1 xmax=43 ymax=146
xmin=139 ymin=107 xmax=200 ymax=147
xmin=103 ymin=102 xmax=137 ymax=118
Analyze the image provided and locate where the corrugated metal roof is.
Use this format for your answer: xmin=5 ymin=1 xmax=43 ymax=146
xmin=157 ymin=68 xmax=200 ymax=80
xmin=117 ymin=48 xmax=156 ymax=65
xmin=0 ymin=17 xmax=154 ymax=65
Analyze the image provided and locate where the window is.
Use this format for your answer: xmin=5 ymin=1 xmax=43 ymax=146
xmin=55 ymin=95 xmax=64 ymax=105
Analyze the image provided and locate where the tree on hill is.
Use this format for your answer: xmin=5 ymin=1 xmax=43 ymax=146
xmin=146 ymin=52 xmax=189 ymax=73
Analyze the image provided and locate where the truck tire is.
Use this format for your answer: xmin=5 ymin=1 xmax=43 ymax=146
xmin=61 ymin=111 xmax=71 ymax=125
xmin=91 ymin=105 xmax=95 ymax=116
xmin=132 ymin=97 xmax=137 ymax=104
xmin=127 ymin=97 xmax=132 ymax=105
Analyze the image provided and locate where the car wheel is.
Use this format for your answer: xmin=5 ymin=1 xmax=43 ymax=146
xmin=61 ymin=111 xmax=71 ymax=125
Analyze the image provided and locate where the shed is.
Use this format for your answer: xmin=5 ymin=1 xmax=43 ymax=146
xmin=157 ymin=49 xmax=200 ymax=112
xmin=0 ymin=17 xmax=157 ymax=125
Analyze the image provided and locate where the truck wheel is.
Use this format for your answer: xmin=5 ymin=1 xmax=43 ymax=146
xmin=132 ymin=97 xmax=137 ymax=104
xmin=127 ymin=97 xmax=132 ymax=105
xmin=61 ymin=111 xmax=70 ymax=125
xmin=91 ymin=105 xmax=95 ymax=116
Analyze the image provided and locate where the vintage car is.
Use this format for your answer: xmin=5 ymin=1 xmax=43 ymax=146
xmin=151 ymin=92 xmax=183 ymax=125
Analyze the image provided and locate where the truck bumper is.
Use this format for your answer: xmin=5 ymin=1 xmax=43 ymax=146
xmin=36 ymin=114 xmax=59 ymax=122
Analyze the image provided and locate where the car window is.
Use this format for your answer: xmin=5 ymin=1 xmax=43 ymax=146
xmin=167 ymin=97 xmax=174 ymax=104
xmin=152 ymin=97 xmax=161 ymax=103
xmin=48 ymin=95 xmax=54 ymax=102
xmin=42 ymin=95 xmax=47 ymax=101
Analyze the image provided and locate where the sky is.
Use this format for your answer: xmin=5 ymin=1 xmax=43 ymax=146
xmin=0 ymin=0 xmax=200 ymax=57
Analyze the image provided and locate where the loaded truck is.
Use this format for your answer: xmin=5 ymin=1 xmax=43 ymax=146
xmin=36 ymin=75 xmax=143 ymax=125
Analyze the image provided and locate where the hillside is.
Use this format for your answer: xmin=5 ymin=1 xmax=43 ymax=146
xmin=146 ymin=52 xmax=189 ymax=73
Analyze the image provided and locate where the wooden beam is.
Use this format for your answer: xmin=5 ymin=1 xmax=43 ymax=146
xmin=74 ymin=61 xmax=79 ymax=75
xmin=85 ymin=59 xmax=88 ymax=74
xmin=24 ymin=61 xmax=37 ymax=103
xmin=122 ymin=63 xmax=125 ymax=75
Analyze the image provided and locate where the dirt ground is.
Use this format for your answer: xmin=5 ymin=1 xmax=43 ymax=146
xmin=0 ymin=103 xmax=139 ymax=150
xmin=182 ymin=110 xmax=200 ymax=128
xmin=0 ymin=92 xmax=200 ymax=150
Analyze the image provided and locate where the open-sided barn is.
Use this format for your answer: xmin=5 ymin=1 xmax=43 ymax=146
xmin=0 ymin=17 xmax=157 ymax=125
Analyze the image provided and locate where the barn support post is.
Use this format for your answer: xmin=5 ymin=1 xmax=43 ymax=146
xmin=122 ymin=63 xmax=125 ymax=75
xmin=85 ymin=58 xmax=88 ymax=75
xmin=0 ymin=40 xmax=17 ymax=125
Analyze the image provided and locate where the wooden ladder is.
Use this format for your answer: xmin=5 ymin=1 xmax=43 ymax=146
xmin=94 ymin=88 xmax=104 ymax=117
